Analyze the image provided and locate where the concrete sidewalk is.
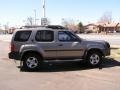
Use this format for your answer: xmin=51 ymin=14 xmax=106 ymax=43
xmin=0 ymin=34 xmax=12 ymax=42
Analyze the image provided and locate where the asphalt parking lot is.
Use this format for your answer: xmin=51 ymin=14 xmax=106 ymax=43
xmin=0 ymin=40 xmax=120 ymax=90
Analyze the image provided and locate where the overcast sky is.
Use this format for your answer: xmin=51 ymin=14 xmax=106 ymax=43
xmin=0 ymin=0 xmax=120 ymax=27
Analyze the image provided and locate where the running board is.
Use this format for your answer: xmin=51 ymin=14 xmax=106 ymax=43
xmin=43 ymin=59 xmax=84 ymax=63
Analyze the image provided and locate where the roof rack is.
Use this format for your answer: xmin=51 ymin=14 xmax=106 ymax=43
xmin=46 ymin=25 xmax=66 ymax=29
xmin=20 ymin=25 xmax=42 ymax=29
xmin=20 ymin=25 xmax=67 ymax=29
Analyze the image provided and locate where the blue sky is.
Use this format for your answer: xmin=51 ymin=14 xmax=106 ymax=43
xmin=0 ymin=0 xmax=120 ymax=27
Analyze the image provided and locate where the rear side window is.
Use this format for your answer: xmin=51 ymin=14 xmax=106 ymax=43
xmin=35 ymin=30 xmax=54 ymax=42
xmin=14 ymin=31 xmax=32 ymax=42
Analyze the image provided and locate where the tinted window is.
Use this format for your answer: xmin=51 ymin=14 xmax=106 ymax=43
xmin=35 ymin=30 xmax=54 ymax=42
xmin=14 ymin=31 xmax=32 ymax=42
xmin=58 ymin=31 xmax=78 ymax=42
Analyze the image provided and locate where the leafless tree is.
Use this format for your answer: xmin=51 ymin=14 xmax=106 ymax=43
xmin=3 ymin=22 xmax=9 ymax=34
xmin=98 ymin=12 xmax=112 ymax=23
xmin=61 ymin=18 xmax=74 ymax=27
xmin=61 ymin=18 xmax=78 ymax=32
xmin=46 ymin=18 xmax=51 ymax=25
xmin=25 ymin=17 xmax=34 ymax=25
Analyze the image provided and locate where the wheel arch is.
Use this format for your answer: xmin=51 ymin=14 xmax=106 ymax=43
xmin=21 ymin=50 xmax=43 ymax=61
xmin=84 ymin=48 xmax=104 ymax=59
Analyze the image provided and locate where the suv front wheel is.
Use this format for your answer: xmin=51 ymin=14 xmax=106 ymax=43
xmin=86 ymin=51 xmax=102 ymax=67
xmin=22 ymin=53 xmax=42 ymax=70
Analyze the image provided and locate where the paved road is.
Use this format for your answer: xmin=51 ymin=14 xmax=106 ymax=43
xmin=0 ymin=41 xmax=120 ymax=90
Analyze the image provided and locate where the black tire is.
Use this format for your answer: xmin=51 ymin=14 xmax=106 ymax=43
xmin=86 ymin=51 xmax=102 ymax=67
xmin=22 ymin=53 xmax=42 ymax=71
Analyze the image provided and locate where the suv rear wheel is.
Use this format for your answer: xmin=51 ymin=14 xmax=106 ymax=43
xmin=86 ymin=51 xmax=102 ymax=67
xmin=22 ymin=53 xmax=42 ymax=70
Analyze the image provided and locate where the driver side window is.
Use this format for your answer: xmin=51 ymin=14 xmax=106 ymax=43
xmin=58 ymin=31 xmax=78 ymax=42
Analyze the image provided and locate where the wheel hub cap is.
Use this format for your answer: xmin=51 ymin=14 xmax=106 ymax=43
xmin=26 ymin=57 xmax=38 ymax=69
xmin=90 ymin=54 xmax=100 ymax=65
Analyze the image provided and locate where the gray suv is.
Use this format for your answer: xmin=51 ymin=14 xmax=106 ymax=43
xmin=9 ymin=25 xmax=110 ymax=70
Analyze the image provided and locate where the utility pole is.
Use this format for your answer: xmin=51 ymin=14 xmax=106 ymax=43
xmin=41 ymin=0 xmax=48 ymax=25
xmin=43 ymin=0 xmax=46 ymax=18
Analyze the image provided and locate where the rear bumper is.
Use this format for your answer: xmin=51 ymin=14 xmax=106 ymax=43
xmin=8 ymin=52 xmax=21 ymax=60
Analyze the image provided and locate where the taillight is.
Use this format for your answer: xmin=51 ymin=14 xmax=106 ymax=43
xmin=10 ymin=43 xmax=15 ymax=52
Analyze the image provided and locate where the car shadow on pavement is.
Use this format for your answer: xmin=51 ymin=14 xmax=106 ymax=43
xmin=20 ymin=58 xmax=120 ymax=72
xmin=100 ymin=58 xmax=120 ymax=69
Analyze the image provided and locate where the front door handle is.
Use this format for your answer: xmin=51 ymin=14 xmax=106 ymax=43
xmin=58 ymin=44 xmax=63 ymax=46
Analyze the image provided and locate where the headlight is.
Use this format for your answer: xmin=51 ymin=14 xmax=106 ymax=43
xmin=106 ymin=42 xmax=110 ymax=48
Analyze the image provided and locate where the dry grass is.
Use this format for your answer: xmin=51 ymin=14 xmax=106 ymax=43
xmin=109 ymin=46 xmax=120 ymax=60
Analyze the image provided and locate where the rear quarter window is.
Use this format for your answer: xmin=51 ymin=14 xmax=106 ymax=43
xmin=14 ymin=31 xmax=32 ymax=42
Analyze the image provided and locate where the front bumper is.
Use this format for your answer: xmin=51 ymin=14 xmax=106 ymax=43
xmin=8 ymin=52 xmax=21 ymax=60
xmin=104 ymin=42 xmax=111 ymax=56
xmin=104 ymin=48 xmax=111 ymax=56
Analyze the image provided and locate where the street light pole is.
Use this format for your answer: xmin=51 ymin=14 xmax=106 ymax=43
xmin=34 ymin=9 xmax=37 ymax=25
